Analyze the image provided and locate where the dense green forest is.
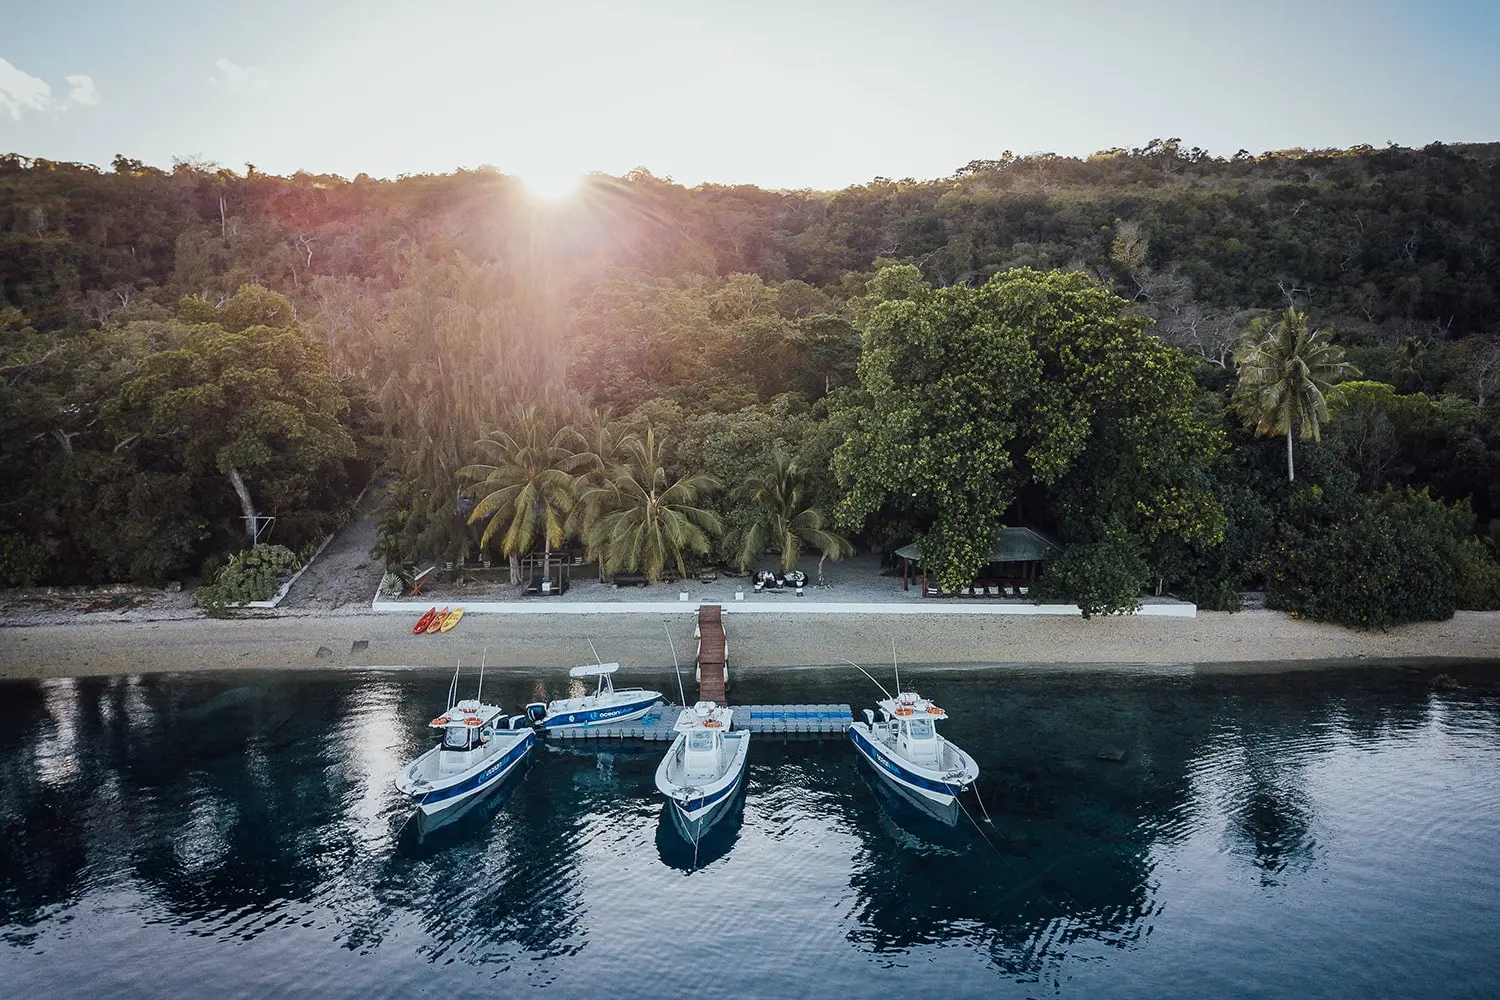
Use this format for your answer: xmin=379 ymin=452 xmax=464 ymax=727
xmin=3 ymin=140 xmax=1499 ymax=624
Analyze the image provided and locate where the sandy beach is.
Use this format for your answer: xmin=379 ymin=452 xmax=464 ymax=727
xmin=3 ymin=606 xmax=1498 ymax=679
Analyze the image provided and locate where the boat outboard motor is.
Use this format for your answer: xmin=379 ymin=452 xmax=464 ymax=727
xmin=524 ymin=702 xmax=548 ymax=727
xmin=863 ymin=709 xmax=875 ymax=727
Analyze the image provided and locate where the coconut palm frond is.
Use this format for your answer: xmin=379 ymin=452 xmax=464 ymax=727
xmin=1233 ymin=307 xmax=1359 ymax=480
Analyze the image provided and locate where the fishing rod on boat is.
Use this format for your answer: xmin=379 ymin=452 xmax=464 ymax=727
xmin=664 ymin=625 xmax=687 ymax=707
xmin=447 ymin=661 xmax=461 ymax=709
xmin=891 ymin=637 xmax=902 ymax=695
xmin=476 ymin=648 xmax=486 ymax=704
xmin=840 ymin=658 xmax=892 ymax=700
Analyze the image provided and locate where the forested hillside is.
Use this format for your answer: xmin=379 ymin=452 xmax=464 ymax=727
xmin=3 ymin=141 xmax=1498 ymax=623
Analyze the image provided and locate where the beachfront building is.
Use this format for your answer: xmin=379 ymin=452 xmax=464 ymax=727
xmin=895 ymin=526 xmax=1061 ymax=597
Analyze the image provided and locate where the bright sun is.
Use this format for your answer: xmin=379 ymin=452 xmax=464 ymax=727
xmin=518 ymin=170 xmax=582 ymax=202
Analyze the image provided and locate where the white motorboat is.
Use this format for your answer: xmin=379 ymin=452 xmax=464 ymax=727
xmin=524 ymin=662 xmax=663 ymax=732
xmin=395 ymin=666 xmax=534 ymax=816
xmin=849 ymin=689 xmax=980 ymax=811
xmin=654 ymin=701 xmax=750 ymax=841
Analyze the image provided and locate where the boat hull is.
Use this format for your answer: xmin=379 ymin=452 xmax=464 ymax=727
xmin=849 ymin=723 xmax=975 ymax=808
xmin=396 ymin=732 xmax=535 ymax=815
xmin=856 ymin=752 xmax=961 ymax=827
xmin=534 ymin=694 xmax=662 ymax=731
xmin=656 ymin=732 xmax=750 ymax=839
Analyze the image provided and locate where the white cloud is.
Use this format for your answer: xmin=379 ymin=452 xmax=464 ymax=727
xmin=209 ymin=58 xmax=268 ymax=94
xmin=0 ymin=57 xmax=51 ymax=120
xmin=65 ymin=74 xmax=99 ymax=107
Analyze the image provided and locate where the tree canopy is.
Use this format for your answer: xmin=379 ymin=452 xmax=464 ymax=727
xmin=835 ymin=266 xmax=1225 ymax=606
xmin=2 ymin=142 xmax=1498 ymax=624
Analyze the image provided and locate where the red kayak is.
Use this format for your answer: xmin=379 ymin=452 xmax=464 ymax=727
xmin=412 ymin=607 xmax=438 ymax=634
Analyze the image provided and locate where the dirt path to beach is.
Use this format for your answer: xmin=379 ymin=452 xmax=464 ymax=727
xmin=279 ymin=489 xmax=385 ymax=610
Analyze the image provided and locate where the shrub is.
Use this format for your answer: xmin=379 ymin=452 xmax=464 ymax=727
xmin=1453 ymin=537 xmax=1500 ymax=610
xmin=195 ymin=544 xmax=301 ymax=614
xmin=1185 ymin=577 xmax=1243 ymax=612
xmin=1033 ymin=532 xmax=1148 ymax=618
xmin=1268 ymin=488 xmax=1458 ymax=627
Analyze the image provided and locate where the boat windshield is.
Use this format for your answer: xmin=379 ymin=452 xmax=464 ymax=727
xmin=443 ymin=726 xmax=470 ymax=750
xmin=906 ymin=718 xmax=935 ymax=740
xmin=688 ymin=731 xmax=715 ymax=752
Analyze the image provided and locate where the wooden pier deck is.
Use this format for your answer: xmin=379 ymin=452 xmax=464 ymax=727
xmin=696 ymin=603 xmax=727 ymax=703
xmin=547 ymin=703 xmax=854 ymax=741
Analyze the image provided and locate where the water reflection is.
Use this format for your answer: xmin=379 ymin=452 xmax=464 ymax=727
xmin=0 ymin=663 xmax=1497 ymax=998
xmin=655 ymin=788 xmax=747 ymax=872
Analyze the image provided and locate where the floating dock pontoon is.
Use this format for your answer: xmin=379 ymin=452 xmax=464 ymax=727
xmin=548 ymin=703 xmax=853 ymax=741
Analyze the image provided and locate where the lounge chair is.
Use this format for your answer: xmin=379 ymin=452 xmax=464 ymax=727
xmin=403 ymin=564 xmax=436 ymax=597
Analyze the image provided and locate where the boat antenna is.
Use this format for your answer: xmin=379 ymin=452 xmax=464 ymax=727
xmin=664 ymin=624 xmax=687 ymax=707
xmin=891 ymin=637 xmax=902 ymax=695
xmin=476 ymin=648 xmax=486 ymax=703
xmin=448 ymin=661 xmax=461 ymax=708
xmin=840 ymin=658 xmax=892 ymax=700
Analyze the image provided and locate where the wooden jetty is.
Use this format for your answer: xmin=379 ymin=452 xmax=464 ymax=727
xmin=548 ymin=703 xmax=853 ymax=741
xmin=696 ymin=603 xmax=727 ymax=703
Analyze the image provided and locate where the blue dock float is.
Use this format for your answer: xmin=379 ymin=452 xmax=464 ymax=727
xmin=546 ymin=704 xmax=853 ymax=741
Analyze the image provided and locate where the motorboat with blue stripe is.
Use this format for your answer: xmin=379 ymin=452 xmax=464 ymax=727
xmin=395 ymin=664 xmax=535 ymax=816
xmin=850 ymin=690 xmax=979 ymax=810
xmin=654 ymin=701 xmax=750 ymax=841
xmin=525 ymin=661 xmax=663 ymax=732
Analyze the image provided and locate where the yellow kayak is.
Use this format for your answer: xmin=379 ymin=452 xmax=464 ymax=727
xmin=424 ymin=607 xmax=449 ymax=634
xmin=438 ymin=606 xmax=464 ymax=632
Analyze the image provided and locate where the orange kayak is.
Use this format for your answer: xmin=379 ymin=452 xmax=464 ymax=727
xmin=424 ymin=607 xmax=450 ymax=634
xmin=412 ymin=607 xmax=437 ymax=634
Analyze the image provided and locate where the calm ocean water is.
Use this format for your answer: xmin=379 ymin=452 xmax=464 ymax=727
xmin=2 ymin=662 xmax=1498 ymax=999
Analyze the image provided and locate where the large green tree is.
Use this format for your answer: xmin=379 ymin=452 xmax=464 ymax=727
xmin=835 ymin=266 xmax=1225 ymax=609
xmin=121 ymin=286 xmax=355 ymax=546
xmin=1234 ymin=307 xmax=1357 ymax=482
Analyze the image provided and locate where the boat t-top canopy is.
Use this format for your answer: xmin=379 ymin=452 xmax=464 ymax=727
xmin=569 ymin=662 xmax=621 ymax=678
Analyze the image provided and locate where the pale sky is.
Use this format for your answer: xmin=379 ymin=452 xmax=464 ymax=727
xmin=2 ymin=0 xmax=1498 ymax=190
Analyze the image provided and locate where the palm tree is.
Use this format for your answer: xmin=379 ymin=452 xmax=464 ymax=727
xmin=461 ymin=406 xmax=588 ymax=584
xmin=582 ymin=426 xmax=723 ymax=583
xmin=567 ymin=407 xmax=626 ymax=582
xmin=1234 ymin=307 xmax=1357 ymax=481
xmin=731 ymin=451 xmax=853 ymax=580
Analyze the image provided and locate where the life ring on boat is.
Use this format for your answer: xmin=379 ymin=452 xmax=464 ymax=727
xmin=431 ymin=716 xmax=450 ymax=725
xmin=926 ymin=706 xmax=943 ymax=715
xmin=460 ymin=706 xmax=478 ymax=714
xmin=894 ymin=706 xmax=914 ymax=717
xmin=463 ymin=716 xmax=483 ymax=727
xmin=703 ymin=719 xmax=723 ymax=729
